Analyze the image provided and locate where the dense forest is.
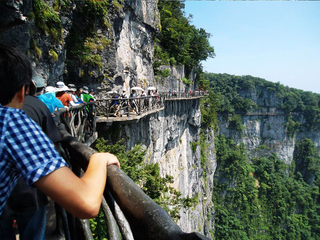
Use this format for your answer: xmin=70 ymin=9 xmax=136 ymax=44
xmin=204 ymin=73 xmax=320 ymax=114
xmin=213 ymin=135 xmax=320 ymax=239
xmin=205 ymin=73 xmax=320 ymax=239
xmin=155 ymin=0 xmax=214 ymax=82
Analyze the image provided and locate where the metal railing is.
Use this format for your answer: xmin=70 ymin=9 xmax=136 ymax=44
xmin=56 ymin=102 xmax=97 ymax=145
xmin=95 ymin=91 xmax=207 ymax=118
xmin=164 ymin=90 xmax=207 ymax=100
xmin=95 ymin=95 xmax=165 ymax=117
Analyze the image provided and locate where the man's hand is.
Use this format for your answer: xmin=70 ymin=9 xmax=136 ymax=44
xmin=90 ymin=152 xmax=120 ymax=168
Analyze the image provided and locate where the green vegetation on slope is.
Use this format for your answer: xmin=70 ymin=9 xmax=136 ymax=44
xmin=155 ymin=0 xmax=215 ymax=79
xmin=90 ymin=138 xmax=200 ymax=239
xmin=213 ymin=135 xmax=320 ymax=239
xmin=65 ymin=0 xmax=115 ymax=82
xmin=205 ymin=73 xmax=320 ymax=130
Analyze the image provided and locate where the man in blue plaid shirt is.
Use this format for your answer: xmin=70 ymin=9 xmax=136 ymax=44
xmin=0 ymin=44 xmax=120 ymax=222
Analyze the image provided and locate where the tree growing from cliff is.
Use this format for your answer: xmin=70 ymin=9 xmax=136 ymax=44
xmin=93 ymin=138 xmax=197 ymax=223
xmin=155 ymin=0 xmax=215 ymax=78
xmin=293 ymin=138 xmax=320 ymax=186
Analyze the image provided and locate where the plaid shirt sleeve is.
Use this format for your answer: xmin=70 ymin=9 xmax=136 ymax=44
xmin=5 ymin=109 xmax=68 ymax=185
xmin=0 ymin=107 xmax=68 ymax=215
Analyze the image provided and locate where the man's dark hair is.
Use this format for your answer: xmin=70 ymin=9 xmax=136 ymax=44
xmin=0 ymin=44 xmax=32 ymax=105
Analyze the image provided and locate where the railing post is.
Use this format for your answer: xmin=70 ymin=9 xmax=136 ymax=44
xmin=127 ymin=98 xmax=131 ymax=117
xmin=138 ymin=97 xmax=141 ymax=115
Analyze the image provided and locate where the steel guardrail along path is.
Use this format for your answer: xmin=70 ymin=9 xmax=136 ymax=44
xmin=95 ymin=91 xmax=208 ymax=121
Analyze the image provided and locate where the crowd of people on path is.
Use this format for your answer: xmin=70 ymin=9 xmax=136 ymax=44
xmin=106 ymin=87 xmax=160 ymax=117
xmin=32 ymin=80 xmax=98 ymax=116
xmin=0 ymin=43 xmax=120 ymax=240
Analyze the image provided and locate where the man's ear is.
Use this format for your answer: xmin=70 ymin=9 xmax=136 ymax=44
xmin=4 ymin=86 xmax=27 ymax=109
xmin=17 ymin=85 xmax=26 ymax=103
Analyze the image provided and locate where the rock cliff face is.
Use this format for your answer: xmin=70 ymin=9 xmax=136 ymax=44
xmin=218 ymin=87 xmax=320 ymax=164
xmin=0 ymin=0 xmax=160 ymax=89
xmin=97 ymin=98 xmax=215 ymax=237
xmin=0 ymin=0 xmax=215 ymax=237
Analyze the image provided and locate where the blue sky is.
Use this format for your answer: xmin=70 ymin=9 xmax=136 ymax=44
xmin=184 ymin=1 xmax=320 ymax=94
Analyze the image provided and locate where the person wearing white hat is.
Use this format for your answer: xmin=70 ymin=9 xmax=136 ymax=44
xmin=67 ymin=84 xmax=77 ymax=92
xmin=55 ymin=81 xmax=79 ymax=107
xmin=121 ymin=88 xmax=129 ymax=99
xmin=89 ymin=88 xmax=96 ymax=101
xmin=83 ymin=86 xmax=89 ymax=94
xmin=80 ymin=86 xmax=94 ymax=103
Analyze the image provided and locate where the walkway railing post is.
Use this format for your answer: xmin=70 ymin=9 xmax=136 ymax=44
xmin=127 ymin=98 xmax=131 ymax=117
xmin=138 ymin=98 xmax=141 ymax=115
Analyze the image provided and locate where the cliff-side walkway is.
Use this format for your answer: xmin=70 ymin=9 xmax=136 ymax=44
xmin=96 ymin=91 xmax=207 ymax=124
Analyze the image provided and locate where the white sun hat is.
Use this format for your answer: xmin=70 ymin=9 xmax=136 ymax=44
xmin=83 ymin=86 xmax=89 ymax=94
xmin=55 ymin=81 xmax=70 ymax=92
xmin=67 ymin=84 xmax=77 ymax=92
xmin=45 ymin=86 xmax=56 ymax=93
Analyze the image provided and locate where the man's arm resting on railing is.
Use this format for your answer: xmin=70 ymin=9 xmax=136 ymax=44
xmin=34 ymin=152 xmax=120 ymax=219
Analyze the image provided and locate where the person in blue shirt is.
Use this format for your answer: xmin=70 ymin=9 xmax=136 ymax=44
xmin=0 ymin=44 xmax=120 ymax=233
xmin=37 ymin=86 xmax=66 ymax=114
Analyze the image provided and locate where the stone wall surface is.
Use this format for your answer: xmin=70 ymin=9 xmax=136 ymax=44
xmin=98 ymin=99 xmax=216 ymax=237
xmin=218 ymin=111 xmax=320 ymax=165
xmin=0 ymin=0 xmax=160 ymax=89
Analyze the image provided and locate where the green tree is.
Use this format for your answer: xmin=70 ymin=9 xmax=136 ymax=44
xmin=293 ymin=138 xmax=320 ymax=186
xmin=214 ymin=134 xmax=320 ymax=239
xmin=156 ymin=0 xmax=214 ymax=77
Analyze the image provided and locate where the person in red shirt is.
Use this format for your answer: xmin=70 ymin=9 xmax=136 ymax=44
xmin=55 ymin=82 xmax=77 ymax=107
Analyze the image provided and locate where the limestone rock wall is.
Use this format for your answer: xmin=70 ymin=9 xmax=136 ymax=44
xmin=224 ymin=84 xmax=320 ymax=164
xmin=0 ymin=0 xmax=160 ymax=90
xmin=218 ymin=102 xmax=320 ymax=165
xmin=98 ymin=99 xmax=215 ymax=237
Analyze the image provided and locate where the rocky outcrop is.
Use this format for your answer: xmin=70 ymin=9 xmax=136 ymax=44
xmin=0 ymin=0 xmax=32 ymax=52
xmin=97 ymin=98 xmax=215 ymax=238
xmin=0 ymin=0 xmax=160 ymax=90
xmin=218 ymin=89 xmax=320 ymax=164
